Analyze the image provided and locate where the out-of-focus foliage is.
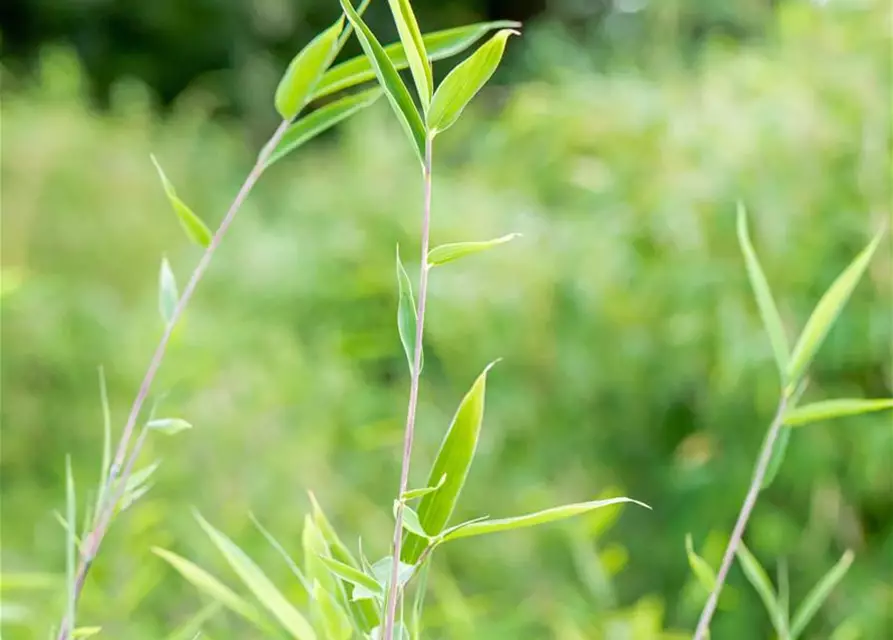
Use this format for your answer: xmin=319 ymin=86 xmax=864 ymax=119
xmin=1 ymin=1 xmax=891 ymax=638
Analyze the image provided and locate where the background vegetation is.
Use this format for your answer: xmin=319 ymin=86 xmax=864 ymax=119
xmin=2 ymin=0 xmax=891 ymax=638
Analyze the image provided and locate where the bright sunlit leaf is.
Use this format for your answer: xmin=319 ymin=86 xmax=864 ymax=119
xmin=158 ymin=257 xmax=179 ymax=326
xmin=274 ymin=18 xmax=343 ymax=121
xmin=427 ymin=233 xmax=521 ymax=267
xmin=146 ymin=417 xmax=193 ymax=435
xmin=784 ymin=398 xmax=893 ymax=427
xmin=150 ymin=155 xmax=212 ymax=248
xmin=386 ymin=0 xmax=432 ymax=110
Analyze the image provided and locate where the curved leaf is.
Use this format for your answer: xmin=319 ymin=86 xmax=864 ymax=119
xmin=784 ymin=398 xmax=893 ymax=427
xmin=736 ymin=541 xmax=786 ymax=637
xmin=440 ymin=498 xmax=649 ymax=542
xmin=312 ymin=21 xmax=521 ymax=101
xmin=195 ymin=512 xmax=317 ymax=640
xmin=317 ymin=556 xmax=381 ymax=597
xmin=396 ymin=246 xmax=422 ymax=374
xmin=339 ymin=0 xmax=426 ymax=163
xmin=428 ymin=233 xmax=521 ymax=267
xmin=275 ymin=18 xmax=344 ymax=121
xmin=402 ymin=361 xmax=498 ymax=562
xmin=266 ymin=88 xmax=383 ymax=168
xmin=386 ymin=0 xmax=432 ymax=110
xmin=427 ymin=29 xmax=519 ymax=135
xmin=158 ymin=257 xmax=179 ymax=325
xmin=790 ymin=550 xmax=854 ymax=640
xmin=150 ymin=155 xmax=212 ymax=248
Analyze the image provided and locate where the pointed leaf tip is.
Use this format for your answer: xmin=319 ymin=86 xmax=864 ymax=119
xmin=428 ymin=232 xmax=521 ymax=266
xmin=150 ymin=155 xmax=212 ymax=248
xmin=386 ymin=0 xmax=432 ymax=110
xmin=274 ymin=18 xmax=343 ymax=121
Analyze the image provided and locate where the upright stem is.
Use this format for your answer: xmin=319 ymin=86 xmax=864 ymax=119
xmin=692 ymin=394 xmax=789 ymax=640
xmin=383 ymin=136 xmax=434 ymax=640
xmin=56 ymin=119 xmax=292 ymax=640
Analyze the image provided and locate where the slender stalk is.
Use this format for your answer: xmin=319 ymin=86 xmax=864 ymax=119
xmin=383 ymin=136 xmax=434 ymax=640
xmin=56 ymin=118 xmax=292 ymax=640
xmin=692 ymin=394 xmax=790 ymax=640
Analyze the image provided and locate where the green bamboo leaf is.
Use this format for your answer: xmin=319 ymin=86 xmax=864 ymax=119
xmin=761 ymin=424 xmax=792 ymax=490
xmin=302 ymin=515 xmax=343 ymax=604
xmin=370 ymin=557 xmax=415 ymax=593
xmin=386 ymin=0 xmax=432 ymax=110
xmin=339 ymin=0 xmax=426 ymax=163
xmin=151 ymin=547 xmax=267 ymax=630
xmin=147 ymin=418 xmax=193 ymax=435
xmin=313 ymin=21 xmax=521 ymax=101
xmin=94 ymin=366 xmax=112 ymax=523
xmin=396 ymin=246 xmax=422 ymax=375
xmin=122 ymin=460 xmax=160 ymax=498
xmin=790 ymin=550 xmax=854 ymax=640
xmin=439 ymin=498 xmax=649 ymax=542
xmin=401 ymin=474 xmax=446 ymax=501
xmin=65 ymin=455 xmax=76 ymax=633
xmin=736 ymin=542 xmax=786 ymax=637
xmin=275 ymin=18 xmax=344 ymax=121
xmin=784 ymin=398 xmax=893 ymax=427
xmin=427 ymin=233 xmax=521 ymax=267
xmin=72 ymin=628 xmax=101 ymax=638
xmin=267 ymin=89 xmax=383 ymax=168
xmin=150 ymin=155 xmax=212 ymax=248
xmin=402 ymin=361 xmax=497 ymax=563
xmin=311 ymin=580 xmax=352 ymax=640
xmin=787 ymin=230 xmax=885 ymax=392
xmin=737 ymin=203 xmax=790 ymax=382
xmin=158 ymin=257 xmax=179 ymax=326
xmin=317 ymin=556 xmax=382 ymax=597
xmin=249 ymin=513 xmax=311 ymax=597
xmin=194 ymin=512 xmax=317 ymax=640
xmin=306 ymin=494 xmax=379 ymax=630
xmin=427 ymin=29 xmax=519 ymax=135
xmin=393 ymin=502 xmax=430 ymax=539
xmin=685 ymin=534 xmax=718 ymax=594
xmin=164 ymin=602 xmax=222 ymax=640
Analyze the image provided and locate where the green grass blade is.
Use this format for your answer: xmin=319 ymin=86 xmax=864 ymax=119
xmin=339 ymin=0 xmax=426 ymax=163
xmin=736 ymin=203 xmax=790 ymax=383
xmin=402 ymin=361 xmax=498 ymax=563
xmin=150 ymin=155 xmax=212 ymax=248
xmin=194 ymin=512 xmax=317 ymax=640
xmin=685 ymin=533 xmax=718 ymax=594
xmin=311 ymin=580 xmax=352 ymax=640
xmin=151 ymin=547 xmax=267 ymax=631
xmin=313 ymin=21 xmax=521 ymax=101
xmin=396 ymin=245 xmax=422 ymax=375
xmin=735 ymin=541 xmax=786 ymax=637
xmin=784 ymin=398 xmax=893 ymax=427
xmin=790 ymin=550 xmax=855 ymax=640
xmin=787 ymin=230 xmax=885 ymax=392
xmin=386 ymin=0 xmax=432 ymax=110
xmin=65 ymin=455 xmax=76 ymax=633
xmin=266 ymin=88 xmax=383 ymax=168
xmin=427 ymin=233 xmax=521 ymax=267
xmin=94 ymin=366 xmax=112 ymax=522
xmin=275 ymin=18 xmax=343 ymax=121
xmin=427 ymin=29 xmax=519 ymax=135
xmin=761 ymin=424 xmax=792 ymax=490
xmin=440 ymin=498 xmax=649 ymax=542
xmin=248 ymin=513 xmax=311 ymax=597
xmin=317 ymin=556 xmax=382 ymax=598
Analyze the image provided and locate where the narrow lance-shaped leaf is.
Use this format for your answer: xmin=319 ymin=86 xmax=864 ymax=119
xmin=275 ymin=18 xmax=344 ymax=121
xmin=685 ymin=534 xmax=718 ymax=594
xmin=402 ymin=361 xmax=498 ymax=563
xmin=761 ymin=424 xmax=792 ymax=490
xmin=393 ymin=502 xmax=430 ymax=539
xmin=401 ymin=473 xmax=446 ymax=501
xmin=194 ymin=512 xmax=317 ymax=640
xmin=311 ymin=580 xmax=353 ymax=640
xmin=317 ymin=556 xmax=382 ymax=597
xmin=786 ymin=229 xmax=885 ymax=392
xmin=71 ymin=628 xmax=101 ymax=638
xmin=736 ymin=542 xmax=787 ymax=637
xmin=313 ymin=21 xmax=521 ymax=101
xmin=439 ymin=498 xmax=649 ymax=542
xmin=386 ymin=0 xmax=432 ymax=110
xmin=339 ymin=0 xmax=426 ymax=163
xmin=249 ymin=513 xmax=311 ymax=598
xmin=150 ymin=155 xmax=213 ymax=248
xmin=790 ymin=550 xmax=854 ymax=640
xmin=65 ymin=455 xmax=76 ymax=634
xmin=396 ymin=246 xmax=422 ymax=374
xmin=159 ymin=257 xmax=179 ymax=326
xmin=94 ymin=366 xmax=112 ymax=523
xmin=302 ymin=515 xmax=342 ymax=604
xmin=784 ymin=398 xmax=893 ymax=427
xmin=737 ymin=203 xmax=790 ymax=382
xmin=428 ymin=233 xmax=521 ymax=267
xmin=151 ymin=547 xmax=268 ymax=631
xmin=427 ymin=29 xmax=519 ymax=135
xmin=147 ymin=417 xmax=193 ymax=435
xmin=266 ymin=89 xmax=383 ymax=169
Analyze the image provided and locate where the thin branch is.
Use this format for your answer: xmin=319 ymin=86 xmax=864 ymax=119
xmin=56 ymin=118 xmax=292 ymax=640
xmin=383 ymin=136 xmax=434 ymax=640
xmin=692 ymin=394 xmax=790 ymax=639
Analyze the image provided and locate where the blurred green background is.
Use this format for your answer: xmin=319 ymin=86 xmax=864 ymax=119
xmin=2 ymin=0 xmax=891 ymax=638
